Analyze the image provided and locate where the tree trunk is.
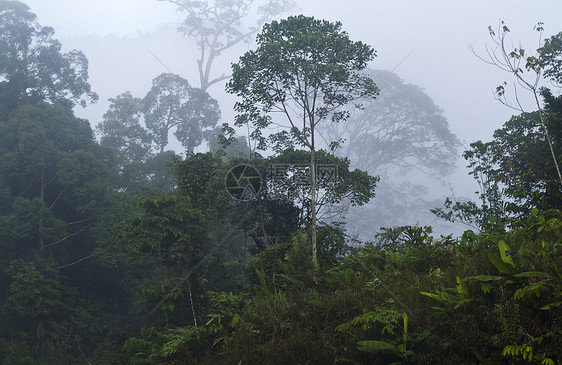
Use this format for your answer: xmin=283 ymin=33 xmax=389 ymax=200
xmin=242 ymin=231 xmax=247 ymax=287
xmin=39 ymin=168 xmax=45 ymax=252
xmin=310 ymin=124 xmax=318 ymax=268
xmin=187 ymin=279 xmax=198 ymax=326
xmin=158 ymin=243 xmax=169 ymax=326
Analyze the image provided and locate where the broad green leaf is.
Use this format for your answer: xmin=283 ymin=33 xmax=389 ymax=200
xmin=488 ymin=253 xmax=515 ymax=274
xmin=403 ymin=312 xmax=408 ymax=345
xmin=513 ymin=271 xmax=551 ymax=278
xmin=420 ymin=291 xmax=442 ymax=302
xmin=357 ymin=340 xmax=399 ymax=354
xmin=468 ymin=275 xmax=503 ymax=282
xmin=456 ymin=276 xmax=469 ymax=295
xmin=498 ymin=240 xmax=515 ymax=266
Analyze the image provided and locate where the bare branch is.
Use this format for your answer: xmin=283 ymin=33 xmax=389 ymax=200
xmin=57 ymin=254 xmax=93 ymax=269
xmin=44 ymin=224 xmax=91 ymax=249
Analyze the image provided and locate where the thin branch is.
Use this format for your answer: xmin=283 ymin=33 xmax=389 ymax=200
xmin=43 ymin=224 xmax=91 ymax=249
xmin=57 ymin=254 xmax=93 ymax=269
xmin=473 ymin=21 xmax=562 ymax=186
xmin=68 ymin=218 xmax=90 ymax=225
xmin=206 ymin=73 xmax=231 ymax=88
xmin=48 ymin=186 xmax=67 ymax=210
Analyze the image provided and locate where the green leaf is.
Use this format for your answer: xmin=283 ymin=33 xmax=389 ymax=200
xmin=357 ymin=340 xmax=399 ymax=354
xmin=513 ymin=271 xmax=551 ymax=278
xmin=420 ymin=291 xmax=442 ymax=302
xmin=467 ymin=274 xmax=503 ymax=282
xmin=541 ymin=301 xmax=562 ymax=310
xmin=488 ymin=253 xmax=515 ymax=274
xmin=498 ymin=240 xmax=515 ymax=266
xmin=403 ymin=312 xmax=408 ymax=346
xmin=456 ymin=276 xmax=469 ymax=295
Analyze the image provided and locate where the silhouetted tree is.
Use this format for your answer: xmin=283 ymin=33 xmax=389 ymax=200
xmin=159 ymin=0 xmax=295 ymax=91
xmin=144 ymin=73 xmax=220 ymax=153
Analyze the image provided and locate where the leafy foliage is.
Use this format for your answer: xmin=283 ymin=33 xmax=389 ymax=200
xmin=434 ymin=86 xmax=562 ymax=230
xmin=227 ymin=15 xmax=379 ymax=152
xmin=2 ymin=4 xmax=562 ymax=365
xmin=0 ymin=1 xmax=97 ymax=117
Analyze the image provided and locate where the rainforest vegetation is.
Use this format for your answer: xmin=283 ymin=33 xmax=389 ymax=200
xmin=0 ymin=1 xmax=561 ymax=364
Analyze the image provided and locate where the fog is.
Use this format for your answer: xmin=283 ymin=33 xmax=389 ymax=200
xmin=22 ymin=0 xmax=562 ymax=235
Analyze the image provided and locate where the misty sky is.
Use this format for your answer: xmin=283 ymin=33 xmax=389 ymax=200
xmin=20 ymin=0 xmax=562 ymax=201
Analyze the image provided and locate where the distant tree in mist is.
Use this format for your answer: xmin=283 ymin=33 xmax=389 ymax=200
xmin=159 ymin=0 xmax=295 ymax=91
xmin=143 ymin=73 xmax=220 ymax=153
xmin=175 ymin=87 xmax=221 ymax=152
xmin=208 ymin=132 xmax=252 ymax=159
xmin=319 ymin=68 xmax=459 ymax=177
xmin=317 ymin=69 xmax=460 ymax=238
xmin=97 ymin=92 xmax=153 ymax=166
xmin=0 ymin=1 xmax=97 ymax=118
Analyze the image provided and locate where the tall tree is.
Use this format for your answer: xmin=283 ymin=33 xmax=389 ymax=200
xmin=0 ymin=1 xmax=97 ymax=118
xmin=227 ymin=15 xmax=379 ymax=267
xmin=144 ymin=73 xmax=220 ymax=153
xmin=97 ymin=91 xmax=157 ymax=193
xmin=0 ymin=102 xmax=113 ymax=278
xmin=159 ymin=0 xmax=295 ymax=91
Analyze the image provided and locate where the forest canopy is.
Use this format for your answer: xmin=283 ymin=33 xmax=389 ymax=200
xmin=0 ymin=1 xmax=561 ymax=364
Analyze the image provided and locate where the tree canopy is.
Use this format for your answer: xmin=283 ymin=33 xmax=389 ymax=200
xmin=144 ymin=73 xmax=220 ymax=153
xmin=227 ymin=15 xmax=378 ymax=152
xmin=319 ymin=68 xmax=459 ymax=176
xmin=0 ymin=1 xmax=97 ymax=118
xmin=2 ymin=3 xmax=562 ymax=364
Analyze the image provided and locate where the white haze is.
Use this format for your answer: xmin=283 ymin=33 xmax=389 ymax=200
xmin=21 ymin=0 xmax=562 ymax=235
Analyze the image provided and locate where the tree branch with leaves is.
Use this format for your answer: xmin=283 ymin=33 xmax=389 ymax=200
xmin=471 ymin=20 xmax=562 ymax=186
